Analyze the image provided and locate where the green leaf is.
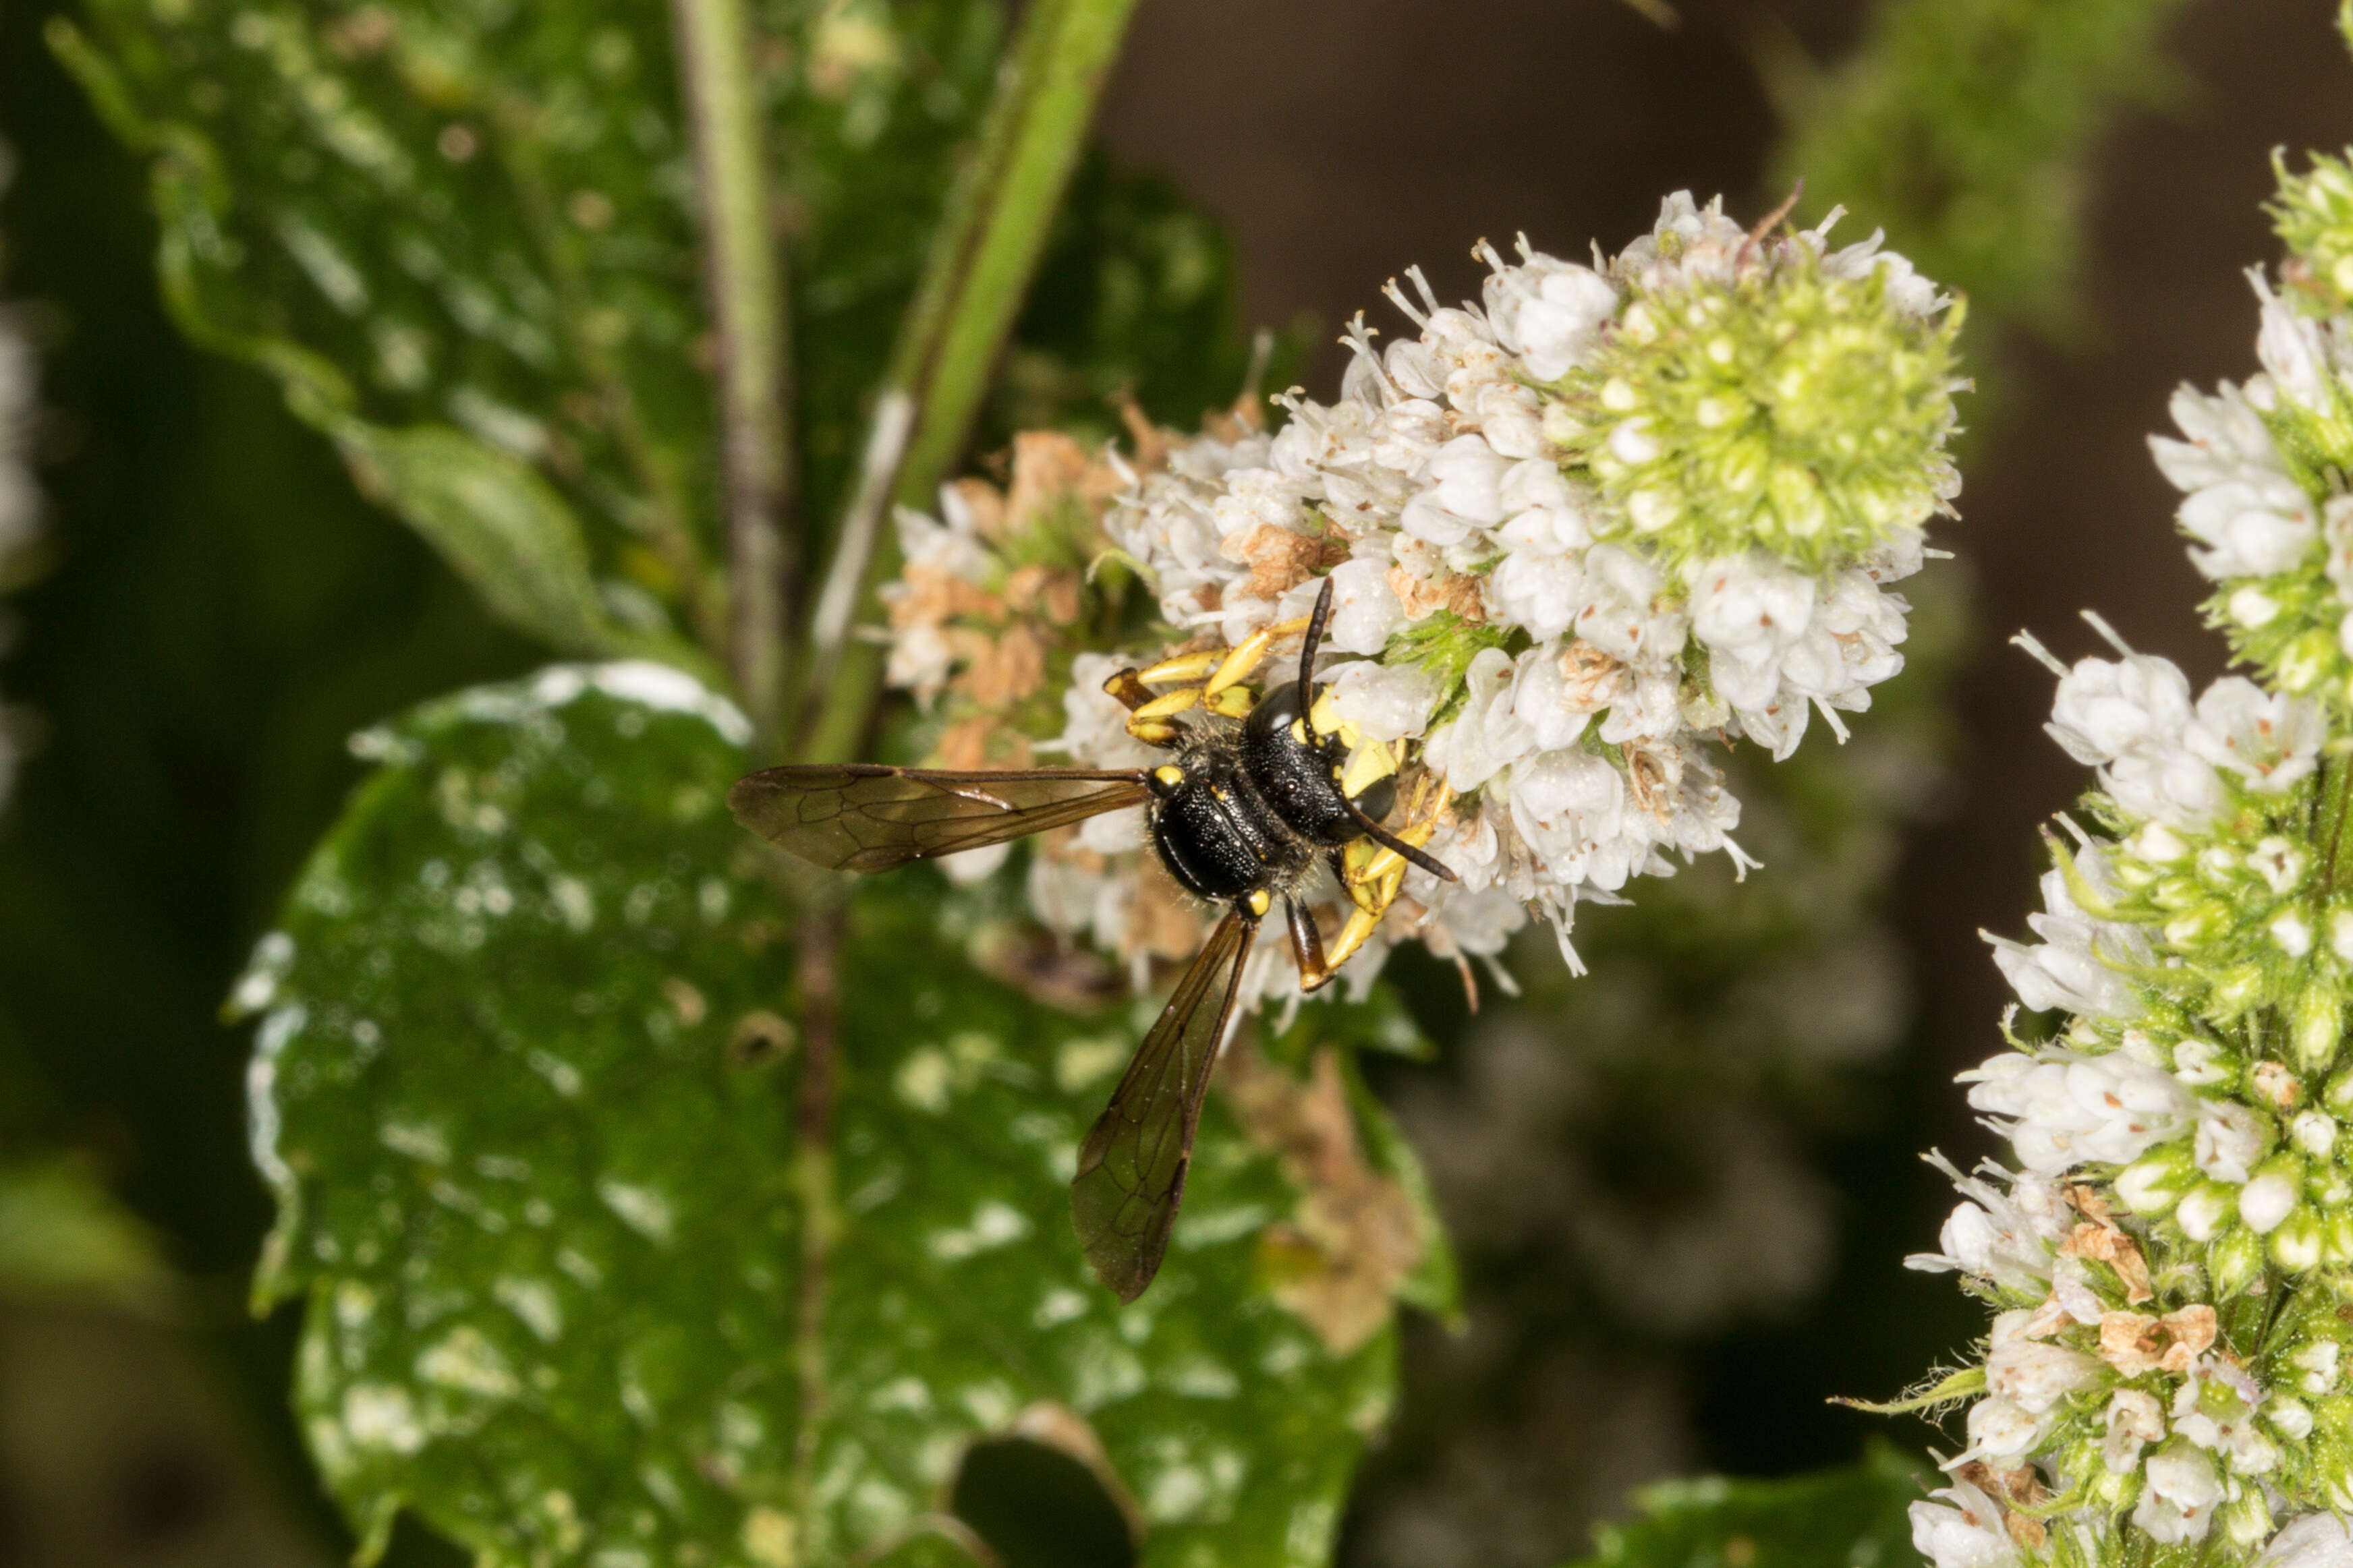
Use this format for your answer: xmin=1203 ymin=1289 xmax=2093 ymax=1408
xmin=335 ymin=421 xmax=685 ymax=662
xmin=52 ymin=0 xmax=1005 ymax=660
xmin=1565 ymin=1447 xmax=1930 ymax=1568
xmin=244 ymin=662 xmax=1396 ymax=1567
xmin=0 ymin=1159 xmax=173 ymax=1312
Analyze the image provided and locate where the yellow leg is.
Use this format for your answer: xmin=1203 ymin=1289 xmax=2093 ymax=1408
xmin=1204 ymin=614 xmax=1314 ymax=696
xmin=1135 ymin=649 xmax=1224 ymax=686
xmin=1315 ymin=901 xmax=1390 ymax=982
xmin=1205 ymin=685 xmax=1255 ymax=718
xmin=1131 ymin=686 xmax=1203 ymax=722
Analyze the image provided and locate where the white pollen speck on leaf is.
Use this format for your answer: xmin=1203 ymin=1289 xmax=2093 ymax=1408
xmin=895 ymin=1047 xmax=953 ymax=1113
xmin=341 ymin=1383 xmax=428 ymax=1454
xmin=598 ymin=1180 xmax=675 ymax=1245
xmin=494 ymin=1277 xmax=564 ymax=1341
xmin=528 ymin=1049 xmax=584 ymax=1097
xmin=548 ymin=875 xmax=596 ymax=932
xmin=380 ymin=1120 xmax=451 ymax=1165
xmin=928 ymin=1199 xmax=1031 ymax=1260
xmin=416 ymin=1326 xmax=520 ymax=1399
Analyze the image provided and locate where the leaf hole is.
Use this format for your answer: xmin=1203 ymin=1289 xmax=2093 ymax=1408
xmin=949 ymin=1436 xmax=1137 ymax=1568
xmin=728 ymin=1011 xmax=796 ymax=1071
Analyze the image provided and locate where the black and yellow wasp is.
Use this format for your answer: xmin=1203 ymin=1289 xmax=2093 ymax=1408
xmin=729 ymin=576 xmax=1455 ymax=1301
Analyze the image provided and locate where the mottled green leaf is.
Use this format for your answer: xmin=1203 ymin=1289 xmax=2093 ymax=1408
xmin=1564 ymin=1447 xmax=1929 ymax=1568
xmin=243 ymin=662 xmax=1396 ymax=1567
xmin=53 ymin=0 xmax=1004 ymax=658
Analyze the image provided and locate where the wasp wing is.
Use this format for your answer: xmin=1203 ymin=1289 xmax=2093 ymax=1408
xmin=1070 ymin=906 xmax=1257 ymax=1302
xmin=729 ymin=764 xmax=1152 ymax=873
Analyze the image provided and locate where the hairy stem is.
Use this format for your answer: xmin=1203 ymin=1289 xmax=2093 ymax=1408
xmin=793 ymin=0 xmax=1141 ymax=762
xmin=672 ymin=0 xmax=793 ymax=752
xmin=791 ymin=908 xmax=842 ymax=1521
xmin=2319 ymin=750 xmax=2353 ymax=898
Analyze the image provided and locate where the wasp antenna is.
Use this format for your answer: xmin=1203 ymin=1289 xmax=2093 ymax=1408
xmin=1298 ymin=574 xmax=1336 ymax=706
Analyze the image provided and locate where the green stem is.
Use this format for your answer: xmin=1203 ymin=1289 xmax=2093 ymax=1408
xmin=790 ymin=908 xmax=843 ymax=1530
xmin=2317 ymin=749 xmax=2353 ymax=897
xmin=792 ymin=0 xmax=1141 ymax=762
xmin=671 ymin=0 xmax=793 ymax=753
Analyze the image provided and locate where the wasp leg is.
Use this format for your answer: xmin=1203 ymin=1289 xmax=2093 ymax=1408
xmin=1286 ymin=896 xmax=1341 ymax=993
xmin=1132 ymin=686 xmax=1203 ymax=722
xmin=1102 ymin=666 xmax=1155 ymax=713
xmin=1204 ymin=614 xmax=1315 ymax=697
xmin=1135 ymin=649 xmax=1224 ymax=687
xmin=1320 ymin=893 xmax=1392 ymax=977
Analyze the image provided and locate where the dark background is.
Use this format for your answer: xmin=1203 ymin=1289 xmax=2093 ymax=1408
xmin=3 ymin=0 xmax=2349 ymax=1563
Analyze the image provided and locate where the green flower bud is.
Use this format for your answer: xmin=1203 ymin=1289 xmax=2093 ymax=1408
xmin=2325 ymin=1208 xmax=2353 ymax=1265
xmin=2299 ymin=983 xmax=2350 ymax=1073
xmin=2223 ymin=1487 xmax=2275 ymax=1548
xmin=1558 ymin=252 xmax=1960 ymax=577
xmin=2165 ymin=902 xmax=2234 ymax=948
xmin=2275 ymin=147 xmax=2353 ymax=313
xmin=2213 ymin=1227 xmax=2268 ymax=1296
xmin=2179 ymin=1180 xmax=2241 ymax=1242
xmin=2118 ymin=1146 xmax=2199 ymax=1217
xmin=2244 ymin=1155 xmax=2308 ymax=1233
xmin=2275 ymin=1208 xmax=2326 ymax=1271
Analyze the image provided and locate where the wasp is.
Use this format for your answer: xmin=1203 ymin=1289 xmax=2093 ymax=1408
xmin=728 ymin=575 xmax=1456 ymax=1301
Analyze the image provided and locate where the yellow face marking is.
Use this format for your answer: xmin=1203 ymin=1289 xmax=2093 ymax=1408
xmin=1153 ymin=765 xmax=1185 ymax=788
xmin=1339 ymin=740 xmax=1399 ymax=801
xmin=1291 ymin=718 xmax=1309 ymax=746
xmin=1247 ymin=889 xmax=1272 ymax=917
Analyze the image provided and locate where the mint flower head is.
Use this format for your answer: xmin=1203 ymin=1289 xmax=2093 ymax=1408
xmin=1904 ymin=134 xmax=2353 ymax=1568
xmin=879 ymin=194 xmax=1962 ymax=1004
xmin=1552 ymin=194 xmax=1962 ymax=577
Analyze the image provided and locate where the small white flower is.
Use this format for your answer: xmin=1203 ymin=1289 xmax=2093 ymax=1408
xmin=2045 ymin=654 xmax=2195 ymax=768
xmin=1481 ymin=243 xmax=1620 ymax=382
xmin=1908 ymin=1478 xmax=2022 ymax=1568
xmin=1504 ymin=747 xmax=1628 ymax=880
xmin=1960 ymin=1050 xmax=2191 ymax=1175
xmin=1985 ymin=1308 xmax=2101 ymax=1412
xmin=1326 ymin=660 xmax=1442 ymax=742
xmin=1984 ymin=852 xmax=2150 ymax=1021
xmin=2254 ymin=272 xmax=2339 ymax=413
xmin=1904 ymin=1155 xmax=2068 ymax=1292
xmin=2104 ymin=1388 xmax=2166 ymax=1475
xmin=1572 ymin=544 xmax=1686 ymax=667
xmin=2256 ymin=1513 xmax=2353 ymax=1568
xmin=2134 ymin=1440 xmax=2223 ymax=1545
xmin=2194 ymin=1100 xmax=2269 ymax=1185
xmin=1423 ymin=648 xmax=1539 ymax=792
xmin=2184 ymin=677 xmax=2323 ymax=792
xmin=1687 ymin=552 xmax=1817 ymax=712
xmin=1963 ymin=1394 xmax=2047 ymax=1462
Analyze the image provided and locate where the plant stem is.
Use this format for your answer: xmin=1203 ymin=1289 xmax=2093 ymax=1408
xmin=792 ymin=0 xmax=1140 ymax=763
xmin=672 ymin=0 xmax=793 ymax=753
xmin=790 ymin=908 xmax=842 ymax=1523
xmin=2319 ymin=749 xmax=2353 ymax=897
